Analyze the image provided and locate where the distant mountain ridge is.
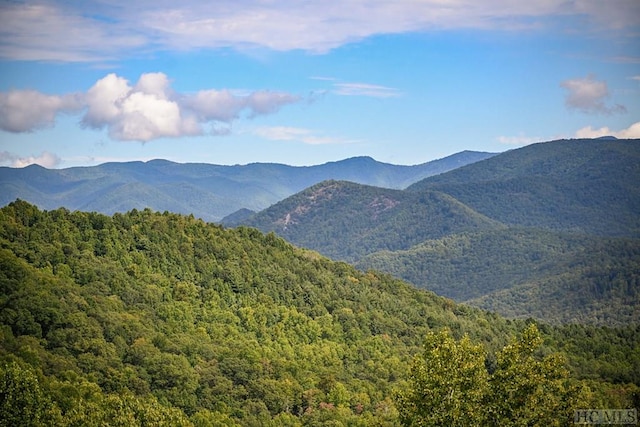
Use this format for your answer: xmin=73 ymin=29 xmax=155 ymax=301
xmin=0 ymin=151 xmax=495 ymax=222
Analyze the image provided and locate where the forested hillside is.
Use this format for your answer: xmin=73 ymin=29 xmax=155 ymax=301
xmin=0 ymin=151 xmax=494 ymax=222
xmin=1 ymin=201 xmax=638 ymax=425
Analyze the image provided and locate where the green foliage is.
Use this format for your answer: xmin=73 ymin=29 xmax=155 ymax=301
xmin=396 ymin=325 xmax=589 ymax=427
xmin=395 ymin=330 xmax=487 ymax=426
xmin=485 ymin=325 xmax=581 ymax=426
xmin=0 ymin=361 xmax=61 ymax=426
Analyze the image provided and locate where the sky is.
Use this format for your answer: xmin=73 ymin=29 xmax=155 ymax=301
xmin=0 ymin=0 xmax=639 ymax=168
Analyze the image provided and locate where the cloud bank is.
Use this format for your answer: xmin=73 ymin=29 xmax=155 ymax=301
xmin=0 ymin=73 xmax=300 ymax=141
xmin=497 ymin=134 xmax=542 ymax=146
xmin=560 ymin=75 xmax=627 ymax=115
xmin=1 ymin=0 xmax=639 ymax=61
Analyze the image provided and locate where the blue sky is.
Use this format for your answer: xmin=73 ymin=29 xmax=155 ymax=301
xmin=0 ymin=1 xmax=639 ymax=168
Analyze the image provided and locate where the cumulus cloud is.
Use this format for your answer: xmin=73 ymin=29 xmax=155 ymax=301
xmin=0 ymin=90 xmax=83 ymax=132
xmin=560 ymin=75 xmax=626 ymax=115
xmin=575 ymin=122 xmax=640 ymax=139
xmin=254 ymin=126 xmax=358 ymax=145
xmin=1 ymin=1 xmax=638 ymax=61
xmin=82 ymin=73 xmax=202 ymax=141
xmin=0 ymin=151 xmax=62 ymax=168
xmin=0 ymin=72 xmax=300 ymax=141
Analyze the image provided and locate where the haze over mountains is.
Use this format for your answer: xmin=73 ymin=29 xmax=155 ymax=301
xmin=236 ymin=138 xmax=640 ymax=325
xmin=0 ymin=151 xmax=495 ymax=222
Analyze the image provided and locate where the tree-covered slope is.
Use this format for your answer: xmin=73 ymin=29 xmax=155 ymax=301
xmin=0 ymin=200 xmax=512 ymax=425
xmin=357 ymin=228 xmax=640 ymax=326
xmin=407 ymin=139 xmax=640 ymax=237
xmin=239 ymin=180 xmax=502 ymax=262
xmin=1 ymin=201 xmax=638 ymax=425
xmin=0 ymin=151 xmax=495 ymax=222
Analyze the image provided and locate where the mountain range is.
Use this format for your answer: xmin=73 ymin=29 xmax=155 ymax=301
xmin=235 ymin=138 xmax=640 ymax=326
xmin=0 ymin=151 xmax=495 ymax=222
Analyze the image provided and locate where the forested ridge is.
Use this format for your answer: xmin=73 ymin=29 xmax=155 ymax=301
xmin=0 ymin=201 xmax=638 ymax=425
xmin=239 ymin=139 xmax=640 ymax=325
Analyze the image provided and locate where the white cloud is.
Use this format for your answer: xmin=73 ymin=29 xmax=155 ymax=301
xmin=0 ymin=90 xmax=83 ymax=133
xmin=254 ymin=126 xmax=358 ymax=145
xmin=1 ymin=72 xmax=300 ymax=141
xmin=82 ymin=73 xmax=201 ymax=141
xmin=575 ymin=122 xmax=640 ymax=139
xmin=333 ymin=83 xmax=402 ymax=98
xmin=83 ymin=73 xmax=132 ymax=127
xmin=1 ymin=1 xmax=638 ymax=61
xmin=246 ymin=91 xmax=301 ymax=116
xmin=560 ymin=75 xmax=626 ymax=115
xmin=0 ymin=151 xmax=62 ymax=168
xmin=181 ymin=90 xmax=247 ymax=122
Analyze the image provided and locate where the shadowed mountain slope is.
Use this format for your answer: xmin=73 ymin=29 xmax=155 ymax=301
xmin=357 ymin=228 xmax=640 ymax=326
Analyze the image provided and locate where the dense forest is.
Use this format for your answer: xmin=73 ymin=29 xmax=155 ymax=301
xmin=1 ymin=201 xmax=638 ymax=425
